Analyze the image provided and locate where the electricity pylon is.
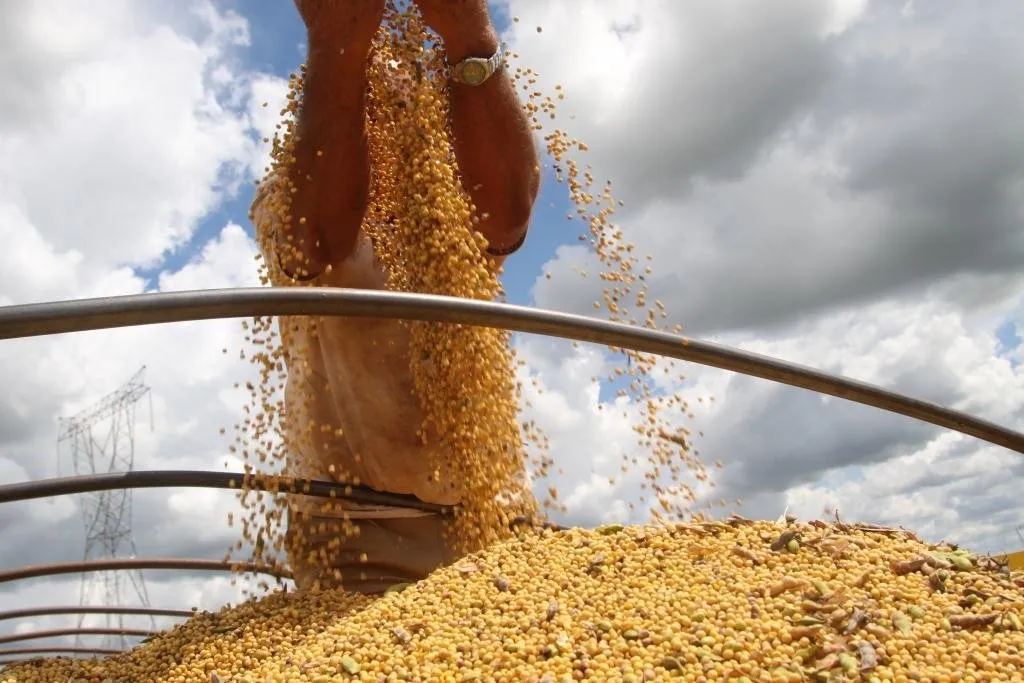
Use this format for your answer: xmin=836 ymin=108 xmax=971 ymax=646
xmin=57 ymin=366 xmax=154 ymax=650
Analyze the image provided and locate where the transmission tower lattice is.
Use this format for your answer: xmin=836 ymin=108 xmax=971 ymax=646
xmin=57 ymin=366 xmax=155 ymax=650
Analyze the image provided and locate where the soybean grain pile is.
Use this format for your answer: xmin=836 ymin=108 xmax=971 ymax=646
xmin=4 ymin=519 xmax=1024 ymax=681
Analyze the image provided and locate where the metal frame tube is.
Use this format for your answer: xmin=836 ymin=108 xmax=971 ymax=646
xmin=0 ymin=628 xmax=155 ymax=646
xmin=0 ymin=288 xmax=1021 ymax=454
xmin=0 ymin=470 xmax=448 ymax=513
xmin=0 ymin=558 xmax=292 ymax=585
xmin=0 ymin=646 xmax=123 ymax=659
xmin=0 ymin=606 xmax=194 ymax=622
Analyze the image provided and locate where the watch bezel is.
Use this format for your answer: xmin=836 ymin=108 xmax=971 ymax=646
xmin=451 ymin=44 xmax=504 ymax=86
xmin=459 ymin=59 xmax=488 ymax=85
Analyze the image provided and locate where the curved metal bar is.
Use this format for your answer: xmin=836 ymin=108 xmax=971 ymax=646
xmin=0 ymin=470 xmax=449 ymax=514
xmin=0 ymin=287 xmax=1021 ymax=454
xmin=0 ymin=606 xmax=194 ymax=622
xmin=0 ymin=628 xmax=156 ymax=646
xmin=0 ymin=558 xmax=292 ymax=585
xmin=0 ymin=646 xmax=122 ymax=659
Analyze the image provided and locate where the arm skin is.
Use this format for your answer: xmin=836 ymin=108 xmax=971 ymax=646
xmin=276 ymin=14 xmax=380 ymax=278
xmin=433 ymin=12 xmax=542 ymax=267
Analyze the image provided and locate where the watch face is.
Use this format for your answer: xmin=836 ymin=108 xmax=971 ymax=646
xmin=463 ymin=61 xmax=486 ymax=85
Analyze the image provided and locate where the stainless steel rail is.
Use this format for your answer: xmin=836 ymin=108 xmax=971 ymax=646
xmin=0 ymin=470 xmax=449 ymax=514
xmin=0 ymin=558 xmax=291 ymax=585
xmin=0 ymin=288 xmax=1021 ymax=454
xmin=0 ymin=606 xmax=194 ymax=622
xmin=0 ymin=646 xmax=123 ymax=661
xmin=0 ymin=628 xmax=156 ymax=646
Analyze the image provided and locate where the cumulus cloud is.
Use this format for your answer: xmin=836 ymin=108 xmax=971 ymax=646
xmin=0 ymin=5 xmax=262 ymax=281
xmin=503 ymin=0 xmax=1024 ymax=553
xmin=507 ymin=0 xmax=1024 ymax=334
xmin=517 ymin=288 xmax=1024 ymax=553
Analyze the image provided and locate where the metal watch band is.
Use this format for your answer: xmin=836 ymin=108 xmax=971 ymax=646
xmin=451 ymin=42 xmax=504 ymax=86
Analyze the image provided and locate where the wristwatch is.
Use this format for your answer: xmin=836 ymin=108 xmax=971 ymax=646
xmin=450 ymin=43 xmax=504 ymax=86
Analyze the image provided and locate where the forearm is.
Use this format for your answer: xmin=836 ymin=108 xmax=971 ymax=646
xmin=281 ymin=38 xmax=373 ymax=274
xmin=442 ymin=26 xmax=541 ymax=253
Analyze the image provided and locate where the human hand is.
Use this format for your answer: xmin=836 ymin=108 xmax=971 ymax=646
xmin=294 ymin=0 xmax=386 ymax=48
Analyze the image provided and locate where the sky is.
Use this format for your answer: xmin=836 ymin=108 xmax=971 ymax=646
xmin=1 ymin=0 xmax=1023 ymax=659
